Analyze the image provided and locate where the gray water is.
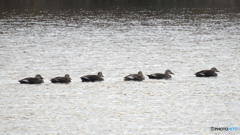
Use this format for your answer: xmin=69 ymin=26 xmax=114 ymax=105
xmin=0 ymin=5 xmax=240 ymax=135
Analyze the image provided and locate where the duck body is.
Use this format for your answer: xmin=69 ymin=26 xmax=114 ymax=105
xmin=80 ymin=72 xmax=104 ymax=82
xmin=147 ymin=69 xmax=174 ymax=79
xmin=124 ymin=71 xmax=145 ymax=81
xmin=195 ymin=67 xmax=219 ymax=77
xmin=147 ymin=69 xmax=174 ymax=80
xmin=51 ymin=74 xmax=71 ymax=83
xmin=19 ymin=74 xmax=44 ymax=84
xmin=147 ymin=73 xmax=171 ymax=79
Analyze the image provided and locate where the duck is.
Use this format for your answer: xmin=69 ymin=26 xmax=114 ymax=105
xmin=80 ymin=72 xmax=104 ymax=82
xmin=124 ymin=71 xmax=145 ymax=81
xmin=147 ymin=69 xmax=174 ymax=80
xmin=195 ymin=67 xmax=219 ymax=77
xmin=51 ymin=74 xmax=71 ymax=83
xmin=19 ymin=74 xmax=44 ymax=84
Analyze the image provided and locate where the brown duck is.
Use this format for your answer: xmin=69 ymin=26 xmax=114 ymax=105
xmin=80 ymin=72 xmax=104 ymax=82
xmin=195 ymin=67 xmax=219 ymax=77
xmin=147 ymin=69 xmax=174 ymax=80
xmin=124 ymin=71 xmax=145 ymax=81
xmin=51 ymin=74 xmax=71 ymax=83
xmin=19 ymin=74 xmax=44 ymax=84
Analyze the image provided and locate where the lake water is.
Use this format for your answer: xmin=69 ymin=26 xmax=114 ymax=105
xmin=0 ymin=1 xmax=240 ymax=134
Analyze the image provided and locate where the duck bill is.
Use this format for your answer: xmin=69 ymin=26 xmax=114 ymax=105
xmin=216 ymin=70 xmax=220 ymax=72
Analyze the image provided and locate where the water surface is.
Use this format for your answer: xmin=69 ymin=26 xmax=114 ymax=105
xmin=0 ymin=1 xmax=240 ymax=134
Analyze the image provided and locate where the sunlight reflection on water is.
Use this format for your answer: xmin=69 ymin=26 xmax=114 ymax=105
xmin=0 ymin=8 xmax=240 ymax=134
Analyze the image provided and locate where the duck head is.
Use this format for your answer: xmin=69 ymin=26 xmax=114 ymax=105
xmin=211 ymin=67 xmax=219 ymax=72
xmin=65 ymin=74 xmax=70 ymax=78
xmin=35 ymin=74 xmax=44 ymax=79
xmin=97 ymin=72 xmax=104 ymax=77
xmin=65 ymin=74 xmax=71 ymax=80
xmin=165 ymin=69 xmax=174 ymax=75
xmin=138 ymin=71 xmax=143 ymax=76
